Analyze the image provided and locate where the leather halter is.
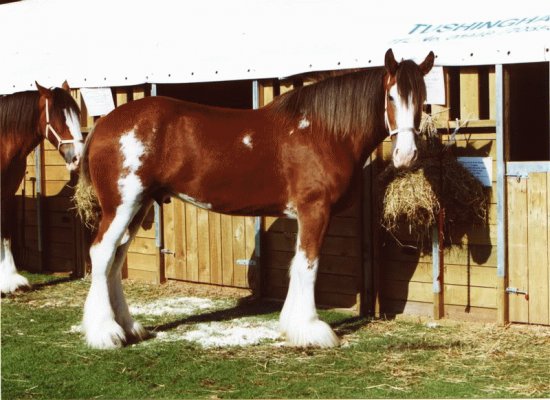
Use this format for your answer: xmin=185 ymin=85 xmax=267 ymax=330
xmin=43 ymin=98 xmax=81 ymax=150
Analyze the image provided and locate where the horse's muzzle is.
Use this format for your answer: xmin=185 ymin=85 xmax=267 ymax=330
xmin=62 ymin=147 xmax=81 ymax=171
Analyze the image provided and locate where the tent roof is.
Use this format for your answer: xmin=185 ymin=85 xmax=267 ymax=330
xmin=0 ymin=0 xmax=548 ymax=94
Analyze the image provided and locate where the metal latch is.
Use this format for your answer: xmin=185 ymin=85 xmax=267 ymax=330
xmin=506 ymin=287 xmax=529 ymax=300
xmin=161 ymin=248 xmax=175 ymax=256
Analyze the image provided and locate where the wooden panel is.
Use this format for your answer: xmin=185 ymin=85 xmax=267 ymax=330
xmin=197 ymin=209 xmax=211 ymax=283
xmin=232 ymin=216 xmax=248 ymax=288
xmin=163 ymin=198 xmax=177 ymax=279
xmin=185 ymin=204 xmax=199 ymax=281
xmin=444 ymin=285 xmax=497 ymax=308
xmin=245 ymin=216 xmax=258 ymax=291
xmin=488 ymin=68 xmax=496 ymax=120
xmin=208 ymin=212 xmax=223 ymax=285
xmin=264 ymin=250 xmax=360 ymax=277
xmin=460 ymin=67 xmax=480 ymax=120
xmin=127 ymin=253 xmax=158 ymax=272
xmin=220 ymin=214 xmax=234 ymax=286
xmin=527 ymin=173 xmax=549 ymax=325
xmin=129 ymin=237 xmax=157 ymax=255
xmin=382 ymin=280 xmax=433 ymax=303
xmin=507 ymin=176 xmax=529 ymax=323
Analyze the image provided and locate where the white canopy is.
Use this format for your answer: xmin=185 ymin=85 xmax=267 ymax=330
xmin=0 ymin=0 xmax=548 ymax=94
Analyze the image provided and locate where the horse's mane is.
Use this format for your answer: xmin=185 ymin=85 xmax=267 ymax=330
xmin=0 ymin=91 xmax=40 ymax=140
xmin=270 ymin=60 xmax=426 ymax=138
xmin=0 ymin=87 xmax=80 ymax=141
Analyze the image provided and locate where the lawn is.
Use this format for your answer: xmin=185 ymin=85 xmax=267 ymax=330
xmin=2 ymin=272 xmax=550 ymax=399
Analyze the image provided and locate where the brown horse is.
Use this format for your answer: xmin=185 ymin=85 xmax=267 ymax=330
xmin=0 ymin=82 xmax=83 ymax=294
xmin=75 ymin=49 xmax=434 ymax=349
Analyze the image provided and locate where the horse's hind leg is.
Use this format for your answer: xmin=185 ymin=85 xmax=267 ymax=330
xmin=83 ymin=199 xmax=142 ymax=349
xmin=108 ymin=201 xmax=154 ymax=343
xmin=279 ymin=197 xmax=339 ymax=347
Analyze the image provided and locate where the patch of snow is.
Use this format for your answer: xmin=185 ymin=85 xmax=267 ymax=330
xmin=155 ymin=318 xmax=282 ymax=348
xmin=129 ymin=296 xmax=232 ymax=316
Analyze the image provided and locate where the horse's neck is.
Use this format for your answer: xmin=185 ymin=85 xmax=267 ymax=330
xmin=349 ymin=123 xmax=387 ymax=167
xmin=2 ymin=128 xmax=43 ymax=165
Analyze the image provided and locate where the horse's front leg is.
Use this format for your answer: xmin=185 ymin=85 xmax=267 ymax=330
xmin=0 ymin=193 xmax=30 ymax=294
xmin=279 ymin=197 xmax=340 ymax=348
xmin=0 ymin=237 xmax=30 ymax=294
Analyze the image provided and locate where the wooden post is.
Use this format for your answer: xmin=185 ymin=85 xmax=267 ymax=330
xmin=432 ymin=209 xmax=445 ymax=319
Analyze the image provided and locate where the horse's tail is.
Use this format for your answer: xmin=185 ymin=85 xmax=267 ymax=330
xmin=73 ymin=128 xmax=100 ymax=229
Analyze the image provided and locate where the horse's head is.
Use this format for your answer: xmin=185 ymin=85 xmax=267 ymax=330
xmin=36 ymin=81 xmax=83 ymax=171
xmin=384 ymin=49 xmax=434 ymax=169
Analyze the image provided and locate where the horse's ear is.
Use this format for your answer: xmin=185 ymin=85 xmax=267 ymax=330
xmin=35 ymin=81 xmax=51 ymax=97
xmin=419 ymin=51 xmax=435 ymax=75
xmin=384 ymin=49 xmax=398 ymax=76
xmin=61 ymin=80 xmax=71 ymax=92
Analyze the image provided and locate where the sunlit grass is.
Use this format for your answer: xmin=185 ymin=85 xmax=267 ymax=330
xmin=2 ymin=273 xmax=550 ymax=399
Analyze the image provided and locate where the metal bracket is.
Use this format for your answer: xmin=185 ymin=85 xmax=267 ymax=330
xmin=160 ymin=248 xmax=175 ymax=256
xmin=506 ymin=287 xmax=529 ymax=300
xmin=506 ymin=172 xmax=528 ymax=181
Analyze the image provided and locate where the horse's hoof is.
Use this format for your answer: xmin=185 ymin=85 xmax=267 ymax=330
xmin=85 ymin=320 xmax=126 ymax=349
xmin=125 ymin=320 xmax=150 ymax=342
xmin=281 ymin=319 xmax=340 ymax=348
xmin=0 ymin=273 xmax=31 ymax=295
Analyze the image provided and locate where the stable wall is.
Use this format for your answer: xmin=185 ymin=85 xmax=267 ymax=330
xmin=371 ymin=66 xmax=499 ymax=322
xmin=11 ymin=63 xmax=549 ymax=326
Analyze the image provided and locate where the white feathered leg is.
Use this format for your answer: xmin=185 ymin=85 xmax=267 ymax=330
xmin=279 ymin=199 xmax=339 ymax=348
xmin=0 ymin=238 xmax=30 ymax=294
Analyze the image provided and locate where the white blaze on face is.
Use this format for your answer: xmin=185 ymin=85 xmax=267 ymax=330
xmin=388 ymin=85 xmax=418 ymax=168
xmin=64 ymin=108 xmax=84 ymax=170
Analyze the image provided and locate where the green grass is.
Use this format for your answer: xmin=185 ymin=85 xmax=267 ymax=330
xmin=2 ymin=272 xmax=550 ymax=399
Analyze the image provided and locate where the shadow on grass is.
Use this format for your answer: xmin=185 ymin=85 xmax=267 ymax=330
xmin=31 ymin=275 xmax=76 ymax=290
xmin=147 ymin=298 xmax=371 ymax=341
xmin=1 ymin=273 xmax=78 ymax=298
xmin=146 ymin=298 xmax=280 ymax=333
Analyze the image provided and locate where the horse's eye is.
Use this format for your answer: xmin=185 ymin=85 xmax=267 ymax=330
xmin=388 ymin=95 xmax=395 ymax=102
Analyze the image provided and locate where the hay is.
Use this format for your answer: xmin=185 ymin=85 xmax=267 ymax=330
xmin=379 ymin=137 xmax=488 ymax=236
xmin=71 ymin=178 xmax=99 ymax=230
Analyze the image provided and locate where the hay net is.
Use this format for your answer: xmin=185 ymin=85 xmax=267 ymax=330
xmin=379 ymin=113 xmax=488 ymax=239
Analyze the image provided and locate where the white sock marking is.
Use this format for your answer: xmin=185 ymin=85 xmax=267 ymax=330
xmin=0 ymin=238 xmax=29 ymax=294
xmin=279 ymin=246 xmax=339 ymax=347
